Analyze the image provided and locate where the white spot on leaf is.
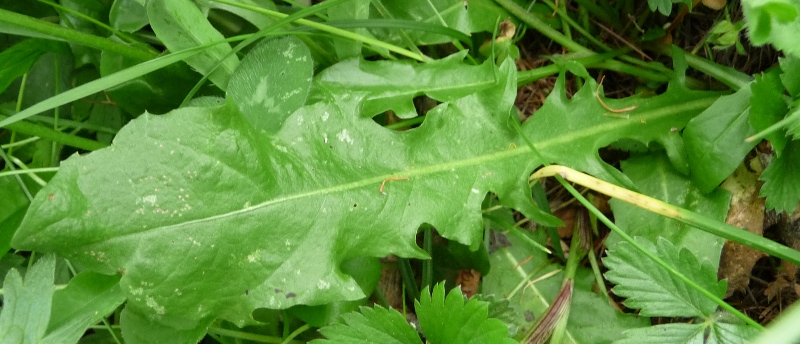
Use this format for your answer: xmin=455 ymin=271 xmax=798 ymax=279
xmin=337 ymin=129 xmax=353 ymax=144
xmin=318 ymin=279 xmax=330 ymax=290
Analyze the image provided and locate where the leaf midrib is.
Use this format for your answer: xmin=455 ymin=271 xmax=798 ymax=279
xmin=80 ymin=96 xmax=717 ymax=247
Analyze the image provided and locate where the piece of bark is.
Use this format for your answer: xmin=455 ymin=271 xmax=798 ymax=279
xmin=718 ymin=163 xmax=767 ymax=297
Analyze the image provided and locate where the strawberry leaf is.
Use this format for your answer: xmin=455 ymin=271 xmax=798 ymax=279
xmin=615 ymin=321 xmax=760 ymax=343
xmin=759 ymin=140 xmax=800 ymax=212
xmin=415 ymin=283 xmax=515 ymax=344
xmin=604 ymin=237 xmax=727 ymax=317
xmin=313 ymin=306 xmax=422 ymax=344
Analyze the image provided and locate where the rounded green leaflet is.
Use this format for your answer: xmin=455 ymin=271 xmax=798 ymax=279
xmin=228 ymin=36 xmax=313 ymax=133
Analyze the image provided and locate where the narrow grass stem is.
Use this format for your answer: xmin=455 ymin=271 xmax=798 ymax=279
xmin=211 ymin=0 xmax=427 ymax=62
xmin=0 ymin=115 xmax=108 ymax=151
xmin=532 ymin=165 xmax=800 ymax=266
xmin=207 ymin=327 xmax=300 ymax=344
xmin=0 ymin=8 xmax=155 ymax=61
xmin=0 ymin=167 xmax=60 ymax=179
xmin=554 ymin=174 xmax=764 ymax=330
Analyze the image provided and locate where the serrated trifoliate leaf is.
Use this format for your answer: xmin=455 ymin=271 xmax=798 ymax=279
xmin=522 ymin=63 xmax=720 ymax=190
xmin=416 ymin=283 xmax=515 ymax=344
xmin=607 ymin=153 xmax=730 ymax=267
xmin=604 ymin=237 xmax=727 ymax=317
xmin=228 ymin=36 xmax=312 ymax=132
xmin=147 ymin=0 xmax=238 ymax=90
xmin=759 ymin=140 xmax=800 ymax=212
xmin=0 ymin=254 xmax=55 ymax=344
xmin=40 ymin=272 xmax=125 ymax=344
xmin=742 ymin=0 xmax=800 ymax=57
xmin=312 ymin=306 xmax=423 ymax=344
xmin=314 ymin=52 xmax=496 ymax=119
xmin=750 ymin=69 xmax=789 ymax=155
xmin=684 ymin=85 xmax=757 ymax=193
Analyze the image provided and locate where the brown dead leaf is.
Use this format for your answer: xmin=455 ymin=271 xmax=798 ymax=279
xmin=456 ymin=269 xmax=481 ymax=298
xmin=718 ymin=162 xmax=766 ymax=297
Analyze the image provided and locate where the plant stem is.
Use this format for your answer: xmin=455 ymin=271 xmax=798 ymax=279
xmin=207 ymin=327 xmax=300 ymax=344
xmin=211 ymin=0 xmax=427 ymax=62
xmin=0 ymin=115 xmax=108 ymax=150
xmin=0 ymin=8 xmax=155 ymax=61
xmin=531 ymin=165 xmax=800 ymax=267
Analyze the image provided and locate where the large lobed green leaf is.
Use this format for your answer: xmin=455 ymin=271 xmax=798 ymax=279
xmin=11 ymin=50 xmax=721 ymax=341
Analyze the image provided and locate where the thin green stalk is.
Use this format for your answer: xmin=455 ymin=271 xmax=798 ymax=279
xmin=0 ymin=115 xmax=108 ymax=151
xmin=0 ymin=167 xmax=60 ymax=179
xmin=531 ymin=165 xmax=800 ymax=266
xmin=180 ymin=0 xmax=355 ymax=105
xmin=281 ymin=324 xmax=310 ymax=344
xmin=0 ymin=149 xmax=34 ymax=201
xmin=384 ymin=116 xmax=425 ymax=130
xmin=371 ymin=0 xmax=426 ymax=59
xmin=571 ymin=0 xmax=617 ymax=26
xmin=9 ymin=157 xmax=47 ymax=186
xmin=207 ymin=327 xmax=301 ymax=344
xmin=0 ymin=8 xmax=155 ymax=61
xmin=421 ymin=228 xmax=433 ymax=289
xmin=494 ymin=0 xmax=588 ymax=53
xmin=211 ymin=0 xmax=427 ymax=62
xmin=0 ymin=136 xmax=39 ymax=149
xmin=101 ymin=318 xmax=123 ymax=344
xmin=747 ymin=107 xmax=800 ymax=143
xmin=397 ymin=257 xmax=420 ymax=300
xmin=554 ymin=174 xmax=764 ymax=330
xmin=484 ymin=214 xmax=552 ymax=254
xmin=532 ymin=183 xmax=565 ymax=261
xmin=38 ymin=0 xmax=141 ymax=45
xmin=515 ymin=51 xmax=622 ymax=86
xmin=0 ymin=35 xmax=245 ymax=129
